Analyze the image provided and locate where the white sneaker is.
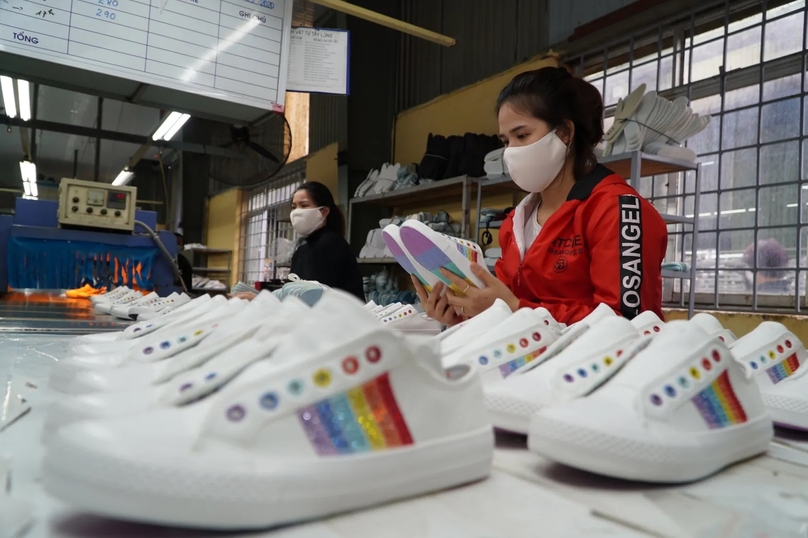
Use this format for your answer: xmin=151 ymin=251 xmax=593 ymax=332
xmin=379 ymin=304 xmax=441 ymax=335
xmin=109 ymin=292 xmax=160 ymax=319
xmin=562 ymin=302 xmax=615 ymax=333
xmin=528 ymin=320 xmax=772 ymax=483
xmin=730 ymin=322 xmax=808 ymax=431
xmin=42 ymin=291 xmax=493 ymax=529
xmin=484 ymin=316 xmax=649 ymax=434
xmin=691 ymin=312 xmax=737 ymax=345
xmin=115 ymin=293 xmax=190 ymax=320
xmin=630 ymin=310 xmax=664 ymax=335
xmin=119 ymin=294 xmax=219 ymax=339
xmin=89 ymin=286 xmax=131 ymax=305
xmin=439 ymin=299 xmax=514 ymax=355
xmin=94 ymin=289 xmax=143 ymax=314
xmin=382 ymin=224 xmax=442 ymax=294
xmin=443 ymin=308 xmax=562 ymax=385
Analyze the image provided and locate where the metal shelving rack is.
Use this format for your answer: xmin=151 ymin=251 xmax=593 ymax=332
xmin=474 ymin=151 xmax=701 ymax=318
xmin=187 ymin=246 xmax=233 ymax=294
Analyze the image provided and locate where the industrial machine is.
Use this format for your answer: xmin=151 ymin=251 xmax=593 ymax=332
xmin=58 ymin=178 xmax=137 ymax=232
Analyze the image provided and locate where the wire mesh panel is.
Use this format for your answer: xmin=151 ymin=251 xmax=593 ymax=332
xmin=239 ymin=161 xmax=306 ymax=283
xmin=569 ymin=0 xmax=808 ymax=312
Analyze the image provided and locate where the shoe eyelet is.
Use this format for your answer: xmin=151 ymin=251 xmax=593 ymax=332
xmin=160 ymin=341 xmax=171 ymax=349
xmin=519 ymin=338 xmax=529 ymax=348
xmin=777 ymin=345 xmax=784 ymax=354
xmin=226 ymin=405 xmax=246 ymax=422
xmin=479 ymin=356 xmax=489 ymax=366
xmin=563 ymin=373 xmax=574 ymax=383
xmin=650 ymin=394 xmax=663 ymax=406
xmin=366 ymin=346 xmax=382 ymax=363
xmin=506 ymin=344 xmax=516 ymax=354
xmin=712 ymin=350 xmax=721 ymax=362
xmin=532 ymin=332 xmax=542 ymax=341
xmin=342 ymin=357 xmax=359 ymax=374
xmin=288 ymin=380 xmax=303 ymax=395
xmin=313 ymin=368 xmax=332 ymax=387
xmin=701 ymin=358 xmax=712 ymax=371
xmin=179 ymin=382 xmax=193 ymax=392
xmin=259 ymin=392 xmax=279 ymax=410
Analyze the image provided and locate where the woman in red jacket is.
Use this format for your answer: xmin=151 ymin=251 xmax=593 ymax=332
xmin=413 ymin=67 xmax=668 ymax=326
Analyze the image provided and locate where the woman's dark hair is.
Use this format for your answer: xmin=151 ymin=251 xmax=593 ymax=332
xmin=496 ymin=66 xmax=604 ymax=180
xmin=296 ymin=181 xmax=345 ymax=236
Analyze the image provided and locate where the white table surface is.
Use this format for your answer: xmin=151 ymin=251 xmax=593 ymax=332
xmin=2 ymin=334 xmax=808 ymax=538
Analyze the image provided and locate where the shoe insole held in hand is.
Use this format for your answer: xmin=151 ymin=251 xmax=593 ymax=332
xmin=399 ymin=221 xmax=489 ymax=293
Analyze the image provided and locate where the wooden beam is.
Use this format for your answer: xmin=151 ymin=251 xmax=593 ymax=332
xmin=309 ymin=0 xmax=455 ymax=47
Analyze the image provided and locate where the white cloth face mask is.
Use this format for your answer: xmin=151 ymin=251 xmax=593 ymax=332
xmin=290 ymin=207 xmax=325 ymax=237
xmin=503 ymin=129 xmax=569 ymax=193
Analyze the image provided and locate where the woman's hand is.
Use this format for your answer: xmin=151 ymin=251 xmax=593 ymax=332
xmin=411 ymin=276 xmax=465 ymax=327
xmin=230 ymin=292 xmax=257 ymax=301
xmin=441 ymin=263 xmax=520 ymax=317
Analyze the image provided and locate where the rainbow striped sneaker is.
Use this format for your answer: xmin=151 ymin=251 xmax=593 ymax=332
xmin=528 ymin=320 xmax=772 ymax=483
xmin=42 ymin=290 xmax=494 ymax=529
xmin=485 ymin=316 xmax=649 ymax=435
xmin=730 ymin=322 xmax=808 ymax=431
xmin=381 ymin=224 xmax=439 ymax=294
xmin=399 ymin=219 xmax=491 ymax=294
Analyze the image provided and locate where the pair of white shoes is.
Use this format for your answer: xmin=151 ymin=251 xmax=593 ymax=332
xmin=109 ymin=292 xmax=191 ymax=320
xmin=92 ymin=287 xmax=145 ymax=314
xmin=42 ymin=289 xmax=494 ymax=529
xmin=369 ymin=301 xmax=442 ymax=335
xmin=354 ymin=163 xmax=402 ymax=197
xmin=382 ymin=220 xmax=491 ymax=297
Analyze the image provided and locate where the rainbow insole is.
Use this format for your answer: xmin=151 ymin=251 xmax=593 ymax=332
xmin=382 ymin=230 xmax=432 ymax=292
xmin=298 ymin=373 xmax=413 ymax=455
xmin=691 ymin=370 xmax=748 ymax=429
xmin=766 ymin=353 xmax=801 ymax=384
xmin=399 ymin=227 xmax=473 ymax=292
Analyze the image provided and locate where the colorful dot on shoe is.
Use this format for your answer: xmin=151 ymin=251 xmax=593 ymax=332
xmin=160 ymin=341 xmax=170 ymax=349
xmin=532 ymin=332 xmax=542 ymax=341
xmin=644 ymin=330 xmax=651 ymax=335
xmin=146 ymin=324 xmax=153 ymax=328
xmin=760 ymin=355 xmax=767 ymax=364
xmin=366 ymin=346 xmax=381 ymax=363
xmin=226 ymin=405 xmax=245 ymax=422
xmin=591 ymin=363 xmax=599 ymax=373
xmin=719 ymin=336 xmax=725 ymax=342
xmin=616 ymin=350 xmax=623 ymax=357
xmin=133 ymin=327 xmax=141 ymax=333
xmin=777 ymin=344 xmax=784 ymax=354
xmin=194 ymin=329 xmax=204 ymax=336
xmin=577 ymin=368 xmax=587 ymax=378
xmin=205 ymin=372 xmax=217 ymax=381
xmin=178 ymin=336 xmax=187 ymax=343
xmin=313 ymin=369 xmax=332 ymax=387
xmin=143 ymin=347 xmax=153 ymax=355
xmin=701 ymin=358 xmax=712 ymax=371
xmin=563 ymin=373 xmax=574 ymax=383
xmin=689 ymin=367 xmax=700 ymax=380
xmin=543 ymin=320 xmax=550 ymax=326
xmin=180 ymin=382 xmax=193 ymax=392
xmin=604 ymin=357 xmax=614 ymax=366
xmin=519 ymin=338 xmax=529 ymax=348
xmin=259 ymin=392 xmax=279 ymax=410
xmin=750 ymin=361 xmax=758 ymax=370
xmin=653 ymin=325 xmax=661 ymax=332
xmin=786 ymin=340 xmax=793 ymax=349
xmin=493 ymin=350 xmax=502 ymax=358
xmin=769 ymin=351 xmax=776 ymax=359
xmin=479 ymin=356 xmax=489 ymax=366
xmin=506 ymin=344 xmax=516 ymax=353
xmin=342 ymin=357 xmax=359 ymax=374
xmin=712 ymin=350 xmax=721 ymax=362
xmin=650 ymin=394 xmax=663 ymax=406
xmin=288 ymin=380 xmax=303 ymax=395
xmin=678 ymin=376 xmax=688 ymax=388
xmin=664 ymin=385 xmax=676 ymax=397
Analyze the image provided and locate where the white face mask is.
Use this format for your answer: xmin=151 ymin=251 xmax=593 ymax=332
xmin=290 ymin=207 xmax=325 ymax=237
xmin=502 ymin=129 xmax=569 ymax=193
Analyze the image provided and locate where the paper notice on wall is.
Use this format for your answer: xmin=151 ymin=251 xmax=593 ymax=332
xmin=287 ymin=27 xmax=349 ymax=95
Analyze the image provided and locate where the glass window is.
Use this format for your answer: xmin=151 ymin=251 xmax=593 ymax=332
xmin=759 ymin=141 xmax=799 ymax=185
xmin=761 ymin=98 xmax=801 ymax=143
xmin=763 ymin=12 xmax=804 ymax=61
xmin=722 ymin=107 xmax=759 ymax=149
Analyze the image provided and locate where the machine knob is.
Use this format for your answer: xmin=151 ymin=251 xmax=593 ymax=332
xmin=114 ymin=210 xmax=121 ymax=217
xmin=100 ymin=209 xmax=107 ymax=215
xmin=86 ymin=207 xmax=93 ymax=214
xmin=71 ymin=206 xmax=78 ymax=212
xmin=72 ymin=197 xmax=79 ymax=203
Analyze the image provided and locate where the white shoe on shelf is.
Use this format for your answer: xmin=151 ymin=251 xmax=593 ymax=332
xmin=730 ymin=321 xmax=808 ymax=431
xmin=528 ymin=320 xmax=773 ymax=483
xmin=42 ymin=290 xmax=494 ymax=529
xmin=484 ymin=316 xmax=648 ymax=434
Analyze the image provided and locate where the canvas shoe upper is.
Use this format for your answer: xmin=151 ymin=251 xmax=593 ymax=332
xmin=42 ymin=291 xmax=493 ymax=529
xmin=442 ymin=308 xmax=562 ymax=386
xmin=528 ymin=320 xmax=772 ymax=483
xmin=94 ymin=289 xmax=144 ymax=314
xmin=118 ymin=294 xmax=220 ymax=340
xmin=378 ymin=304 xmax=441 ymax=335
xmin=691 ymin=312 xmax=737 ymax=345
xmin=438 ymin=299 xmax=515 ymax=355
xmin=630 ymin=310 xmax=665 ymax=335
xmin=562 ymin=302 xmax=616 ymax=333
xmin=484 ymin=316 xmax=650 ymax=434
xmin=109 ymin=292 xmax=171 ymax=319
xmin=730 ymin=321 xmax=808 ymax=430
xmin=89 ymin=286 xmax=131 ymax=305
xmin=382 ymin=224 xmax=441 ymax=294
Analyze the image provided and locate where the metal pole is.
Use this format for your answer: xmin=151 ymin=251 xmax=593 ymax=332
xmin=94 ymin=97 xmax=103 ymax=182
xmin=72 ymin=149 xmax=78 ymax=178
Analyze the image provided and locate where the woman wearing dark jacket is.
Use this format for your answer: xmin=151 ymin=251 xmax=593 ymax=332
xmin=289 ymin=182 xmax=365 ymax=302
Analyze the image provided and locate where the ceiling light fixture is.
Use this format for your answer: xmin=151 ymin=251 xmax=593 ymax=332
xmin=17 ymin=79 xmax=31 ymax=121
xmin=19 ymin=160 xmax=36 ymax=184
xmin=1 ymin=76 xmax=17 ymax=118
xmin=152 ymin=111 xmax=191 ymax=141
xmin=112 ymin=169 xmax=134 ymax=186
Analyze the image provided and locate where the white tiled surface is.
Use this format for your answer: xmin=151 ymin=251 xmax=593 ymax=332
xmin=2 ymin=334 xmax=808 ymax=538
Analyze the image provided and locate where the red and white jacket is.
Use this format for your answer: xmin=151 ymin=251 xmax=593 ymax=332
xmin=495 ymin=164 xmax=668 ymax=325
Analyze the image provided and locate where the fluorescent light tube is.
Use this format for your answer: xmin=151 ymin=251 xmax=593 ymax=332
xmin=17 ymin=79 xmax=30 ymax=121
xmin=152 ymin=111 xmax=183 ymax=141
xmin=163 ymin=113 xmax=190 ymax=141
xmin=22 ymin=181 xmax=31 ymax=196
xmin=1 ymin=76 xmax=17 ymax=119
xmin=112 ymin=169 xmax=134 ymax=186
xmin=19 ymin=160 xmax=36 ymax=184
xmin=30 ymin=182 xmax=38 ymax=197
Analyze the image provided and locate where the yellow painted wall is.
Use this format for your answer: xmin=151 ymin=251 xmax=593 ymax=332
xmin=666 ymin=309 xmax=808 ymax=344
xmin=306 ymin=142 xmax=340 ymax=203
xmin=205 ymin=188 xmax=242 ymax=287
xmin=393 ymin=53 xmax=559 ymax=166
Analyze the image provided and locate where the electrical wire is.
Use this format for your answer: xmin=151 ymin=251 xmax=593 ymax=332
xmin=134 ymin=219 xmax=189 ymax=294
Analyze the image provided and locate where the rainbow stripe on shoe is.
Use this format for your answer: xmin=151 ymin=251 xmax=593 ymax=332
xmin=691 ymin=370 xmax=748 ymax=429
xmin=452 ymin=238 xmax=480 ymax=263
xmin=498 ymin=347 xmax=547 ymax=378
xmin=298 ymin=373 xmax=414 ymax=455
xmin=399 ymin=227 xmax=474 ymax=294
xmin=766 ymin=353 xmax=801 ymax=384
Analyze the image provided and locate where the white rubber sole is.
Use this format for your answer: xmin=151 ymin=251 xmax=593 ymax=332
xmin=43 ymin=426 xmax=494 ymax=529
xmin=761 ymin=391 xmax=808 ymax=431
xmin=528 ymin=413 xmax=773 ymax=483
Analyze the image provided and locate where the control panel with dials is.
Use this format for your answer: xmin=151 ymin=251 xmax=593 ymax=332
xmin=58 ymin=178 xmax=137 ymax=232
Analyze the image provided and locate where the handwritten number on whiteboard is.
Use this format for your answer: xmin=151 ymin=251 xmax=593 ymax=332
xmin=95 ymin=8 xmax=116 ymax=19
xmin=98 ymin=0 xmax=119 ymax=6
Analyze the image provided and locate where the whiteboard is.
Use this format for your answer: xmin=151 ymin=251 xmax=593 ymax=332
xmin=287 ymin=27 xmax=349 ymax=95
xmin=0 ymin=0 xmax=294 ymax=112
